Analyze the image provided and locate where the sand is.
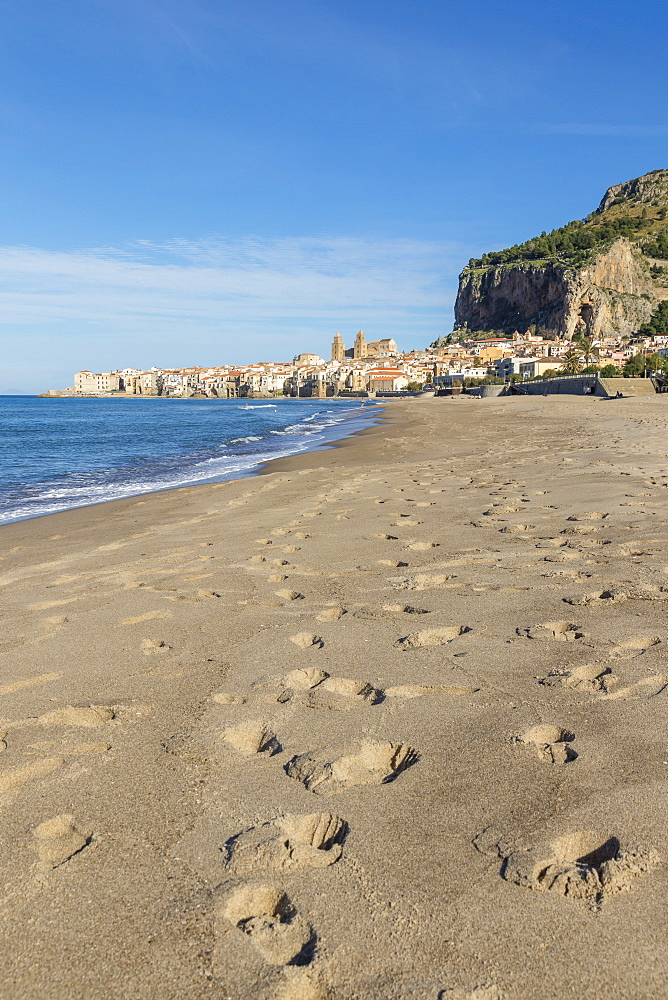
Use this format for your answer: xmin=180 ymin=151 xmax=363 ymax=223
xmin=1 ymin=393 xmax=668 ymax=999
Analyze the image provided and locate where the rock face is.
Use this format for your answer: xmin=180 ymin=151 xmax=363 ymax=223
xmin=455 ymin=240 xmax=655 ymax=340
xmin=452 ymin=170 xmax=668 ymax=340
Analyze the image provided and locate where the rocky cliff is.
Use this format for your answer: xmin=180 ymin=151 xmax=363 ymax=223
xmin=449 ymin=169 xmax=668 ymax=341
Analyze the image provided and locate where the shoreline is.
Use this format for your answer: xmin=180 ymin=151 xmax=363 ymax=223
xmin=0 ymin=401 xmax=389 ymax=541
xmin=0 ymin=398 xmax=383 ymax=529
xmin=2 ymin=394 xmax=668 ymax=999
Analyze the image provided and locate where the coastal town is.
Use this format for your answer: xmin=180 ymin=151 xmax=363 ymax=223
xmin=58 ymin=324 xmax=668 ymax=398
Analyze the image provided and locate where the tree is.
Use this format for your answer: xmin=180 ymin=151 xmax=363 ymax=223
xmin=572 ymin=333 xmax=598 ymax=368
xmin=645 ymin=353 xmax=668 ymax=374
xmin=599 ymin=364 xmax=622 ymax=377
xmin=559 ymin=350 xmax=584 ymax=374
xmin=623 ymin=352 xmax=668 ymax=377
xmin=623 ymin=354 xmax=648 ymax=377
xmin=638 ymin=301 xmax=668 ymax=337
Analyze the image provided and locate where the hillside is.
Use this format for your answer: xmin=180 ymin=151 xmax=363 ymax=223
xmin=448 ymin=169 xmax=668 ymax=341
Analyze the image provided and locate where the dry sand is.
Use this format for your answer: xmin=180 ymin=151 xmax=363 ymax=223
xmin=1 ymin=394 xmax=668 ymax=999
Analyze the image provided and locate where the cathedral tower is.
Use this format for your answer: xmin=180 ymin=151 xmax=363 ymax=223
xmin=331 ymin=331 xmax=345 ymax=361
xmin=353 ymin=329 xmax=367 ymax=359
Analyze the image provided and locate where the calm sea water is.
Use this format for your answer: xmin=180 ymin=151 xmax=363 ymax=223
xmin=0 ymin=396 xmax=378 ymax=524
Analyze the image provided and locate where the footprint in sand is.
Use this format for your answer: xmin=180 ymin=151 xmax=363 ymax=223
xmin=393 ymin=573 xmax=455 ymax=591
xmin=541 ymin=663 xmax=614 ymax=693
xmin=223 ymin=812 xmax=347 ymax=874
xmin=384 ymin=684 xmax=479 ymax=698
xmin=212 ymin=692 xmax=247 ymax=705
xmin=316 ymin=606 xmax=346 ymax=622
xmin=563 ymin=589 xmax=625 ymax=606
xmin=518 ymin=725 xmax=577 ymax=764
xmin=221 ymin=720 xmax=282 ymax=756
xmin=285 ymin=741 xmax=419 ymax=794
xmin=274 ymin=968 xmax=332 ymax=1000
xmin=249 ymin=668 xmax=330 ymax=701
xmin=219 ymin=885 xmax=314 ymax=966
xmin=26 ymin=740 xmax=111 ymax=756
xmin=477 ymin=828 xmax=659 ymax=903
xmin=299 ymin=677 xmax=384 ymax=711
xmin=397 ymin=625 xmax=470 ymax=649
xmin=609 ymin=636 xmax=662 ymax=658
xmin=518 ymin=621 xmax=584 ymax=641
xmin=37 ymin=706 xmax=115 ymax=727
xmin=599 ymin=675 xmax=668 ymax=700
xmin=353 ymin=604 xmax=428 ymax=620
xmin=31 ymin=814 xmax=89 ymax=868
xmin=141 ymin=638 xmax=172 ymax=655
xmin=542 ymin=551 xmax=583 ymax=563
xmin=290 ymin=633 xmax=324 ymax=650
xmin=249 ymin=669 xmax=383 ymax=710
xmin=440 ymin=986 xmax=504 ymax=1000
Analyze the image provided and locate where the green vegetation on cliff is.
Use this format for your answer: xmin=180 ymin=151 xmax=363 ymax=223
xmin=467 ymin=168 xmax=668 ymax=270
xmin=639 ymin=300 xmax=668 ymax=337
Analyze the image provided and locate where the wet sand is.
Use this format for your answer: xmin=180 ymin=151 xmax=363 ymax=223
xmin=1 ymin=394 xmax=668 ymax=1000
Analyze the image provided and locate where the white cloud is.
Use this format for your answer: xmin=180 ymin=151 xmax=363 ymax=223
xmin=0 ymin=235 xmax=464 ymax=390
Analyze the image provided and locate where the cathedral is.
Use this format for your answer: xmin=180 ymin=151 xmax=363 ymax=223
xmin=330 ymin=330 xmax=398 ymax=361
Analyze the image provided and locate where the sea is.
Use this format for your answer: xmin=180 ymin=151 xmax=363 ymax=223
xmin=0 ymin=396 xmax=379 ymax=524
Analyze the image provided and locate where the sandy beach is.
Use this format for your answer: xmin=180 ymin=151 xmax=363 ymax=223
xmin=2 ymin=394 xmax=668 ymax=1000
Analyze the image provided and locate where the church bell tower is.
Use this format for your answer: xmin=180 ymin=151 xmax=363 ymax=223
xmin=331 ymin=331 xmax=345 ymax=361
xmin=353 ymin=329 xmax=366 ymax=359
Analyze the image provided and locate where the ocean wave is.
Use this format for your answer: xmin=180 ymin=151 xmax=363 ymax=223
xmin=0 ymin=398 xmax=377 ymax=524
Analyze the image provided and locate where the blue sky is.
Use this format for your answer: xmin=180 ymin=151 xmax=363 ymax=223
xmin=1 ymin=0 xmax=667 ymax=391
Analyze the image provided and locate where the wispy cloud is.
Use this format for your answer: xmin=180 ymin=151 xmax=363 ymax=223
xmin=0 ymin=235 xmax=466 ymax=389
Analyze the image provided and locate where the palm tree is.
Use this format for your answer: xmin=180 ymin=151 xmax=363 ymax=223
xmin=573 ymin=334 xmax=598 ymax=369
xmin=559 ymin=349 xmax=584 ymax=374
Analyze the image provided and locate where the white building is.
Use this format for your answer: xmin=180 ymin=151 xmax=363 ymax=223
xmin=75 ymin=371 xmax=122 ymax=394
